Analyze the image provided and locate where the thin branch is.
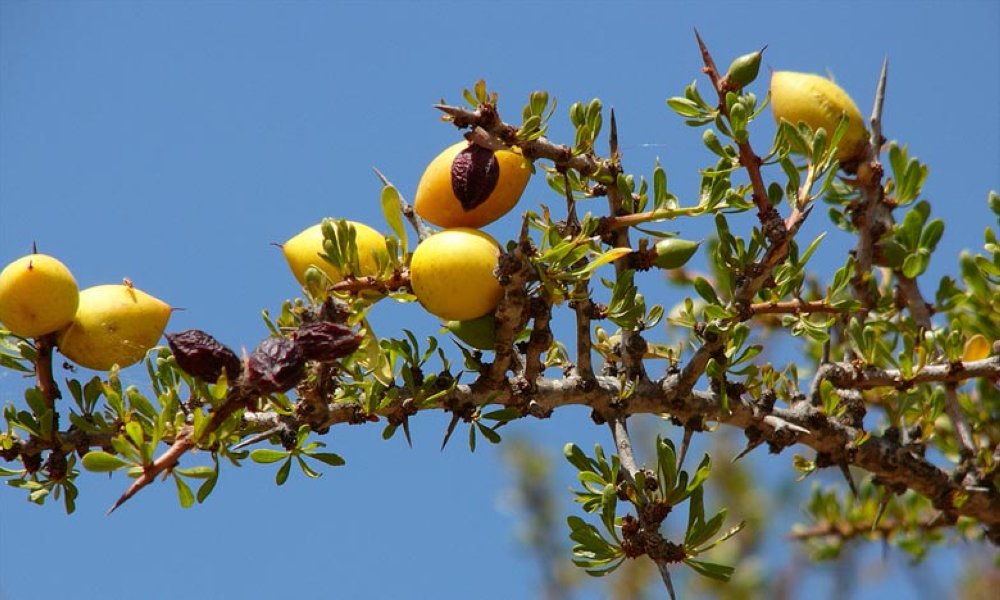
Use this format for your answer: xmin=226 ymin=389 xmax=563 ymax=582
xmin=604 ymin=110 xmax=646 ymax=382
xmin=521 ymin=298 xmax=553 ymax=391
xmin=817 ymin=356 xmax=1000 ymax=390
xmin=695 ymin=30 xmax=779 ymax=232
xmin=434 ymin=103 xmax=608 ymax=178
xmin=895 ymin=274 xmax=934 ymax=328
xmin=851 ymin=59 xmax=890 ymax=312
xmin=944 ymin=383 xmax=975 ymax=457
xmin=748 ymin=299 xmax=853 ymax=316
xmin=33 ymin=333 xmax=60 ymax=412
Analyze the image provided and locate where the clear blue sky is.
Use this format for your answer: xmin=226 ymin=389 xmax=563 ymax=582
xmin=1 ymin=2 xmax=997 ymax=599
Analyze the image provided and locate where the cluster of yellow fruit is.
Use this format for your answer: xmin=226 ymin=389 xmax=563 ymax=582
xmin=0 ymin=253 xmax=171 ymax=370
xmin=282 ymin=140 xmax=531 ymax=349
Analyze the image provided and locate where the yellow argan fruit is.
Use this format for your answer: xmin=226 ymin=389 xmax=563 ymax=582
xmin=57 ymin=284 xmax=171 ymax=370
xmin=409 ymin=228 xmax=503 ymax=321
xmin=770 ymin=71 xmax=869 ymax=162
xmin=414 ymin=141 xmax=532 ymax=229
xmin=282 ymin=221 xmax=387 ymax=287
xmin=0 ymin=253 xmax=79 ymax=338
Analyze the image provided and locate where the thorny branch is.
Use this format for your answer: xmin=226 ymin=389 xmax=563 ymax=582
xmin=846 ymin=59 xmax=973 ymax=457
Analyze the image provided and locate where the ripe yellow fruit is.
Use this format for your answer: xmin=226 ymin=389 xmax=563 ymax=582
xmin=0 ymin=253 xmax=79 ymax=338
xmin=58 ymin=284 xmax=171 ymax=370
xmin=409 ymin=228 xmax=503 ymax=321
xmin=770 ymin=71 xmax=868 ymax=162
xmin=414 ymin=141 xmax=532 ymax=229
xmin=283 ymin=221 xmax=387 ymax=287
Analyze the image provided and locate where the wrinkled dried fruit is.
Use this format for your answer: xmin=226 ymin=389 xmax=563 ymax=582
xmin=414 ymin=141 xmax=532 ymax=228
xmin=247 ymin=337 xmax=305 ymax=394
xmin=451 ymin=144 xmax=500 ymax=211
xmin=0 ymin=253 xmax=79 ymax=338
xmin=294 ymin=321 xmax=362 ymax=362
xmin=166 ymin=330 xmax=242 ymax=382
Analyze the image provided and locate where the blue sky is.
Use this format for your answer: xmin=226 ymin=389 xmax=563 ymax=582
xmin=1 ymin=2 xmax=997 ymax=599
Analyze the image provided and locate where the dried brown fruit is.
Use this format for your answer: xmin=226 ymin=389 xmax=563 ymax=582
xmin=294 ymin=321 xmax=362 ymax=362
xmin=451 ymin=144 xmax=500 ymax=211
xmin=247 ymin=336 xmax=305 ymax=394
xmin=166 ymin=330 xmax=242 ymax=382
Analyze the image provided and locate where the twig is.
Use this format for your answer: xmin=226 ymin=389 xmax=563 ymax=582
xmin=563 ymin=171 xmax=597 ymax=383
xmin=434 ymin=103 xmax=608 ymax=178
xmin=33 ymin=333 xmax=60 ymax=412
xmin=604 ymin=110 xmax=646 ymax=382
xmin=748 ymin=299 xmax=853 ymax=316
xmin=851 ymin=59 xmax=890 ymax=312
xmin=816 ymin=356 xmax=999 ymax=390
xmin=694 ymin=30 xmax=780 ymax=234
xmin=521 ymin=298 xmax=553 ymax=391
xmin=944 ymin=384 xmax=975 ymax=457
xmin=478 ymin=216 xmax=533 ymax=390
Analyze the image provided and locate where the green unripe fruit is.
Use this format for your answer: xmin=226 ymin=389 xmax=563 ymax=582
xmin=446 ymin=314 xmax=497 ymax=350
xmin=653 ymin=239 xmax=700 ymax=270
xmin=725 ymin=49 xmax=764 ymax=89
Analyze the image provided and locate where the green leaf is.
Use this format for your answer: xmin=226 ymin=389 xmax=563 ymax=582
xmin=275 ymin=458 xmax=292 ymax=486
xmin=309 ymin=452 xmax=346 ymax=467
xmin=565 ymin=443 xmax=594 ymax=473
xmin=693 ymin=277 xmax=720 ymax=305
xmin=81 ymin=451 xmax=130 ymax=473
xmin=197 ymin=472 xmax=218 ymax=503
xmin=380 ymin=184 xmax=407 ymax=251
xmin=250 ymin=448 xmax=289 ymax=464
xmin=667 ymin=97 xmax=704 ymax=118
xmin=684 ymin=558 xmax=735 ymax=582
xmin=173 ymin=474 xmax=195 ymax=508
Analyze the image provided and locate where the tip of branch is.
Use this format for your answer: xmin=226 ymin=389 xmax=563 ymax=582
xmin=609 ymin=108 xmax=619 ymax=157
xmin=372 ymin=167 xmax=391 ymax=187
xmin=441 ymin=412 xmax=461 ymax=451
xmin=402 ymin=417 xmax=413 ymax=449
xmin=839 ymin=463 xmax=859 ymax=499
